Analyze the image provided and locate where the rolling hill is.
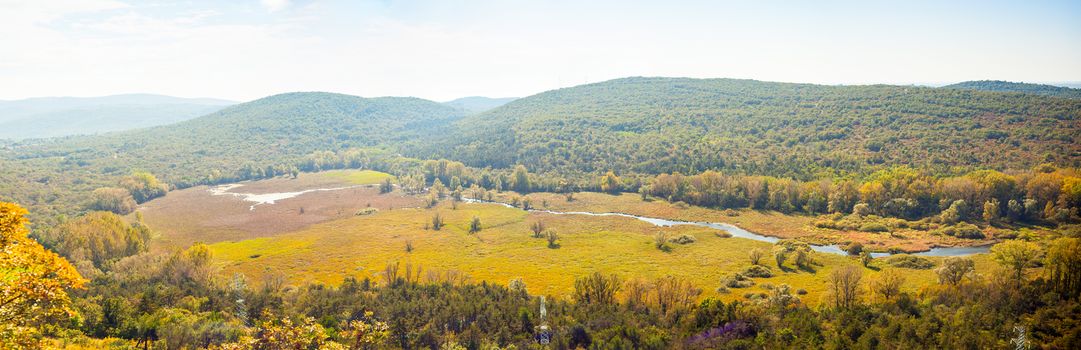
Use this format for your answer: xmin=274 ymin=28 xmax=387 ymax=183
xmin=0 ymin=94 xmax=235 ymax=139
xmin=941 ymin=80 xmax=1081 ymax=99
xmin=0 ymin=92 xmax=464 ymax=221
xmin=4 ymin=79 xmax=1081 ymax=223
xmin=405 ymin=77 xmax=1081 ymax=178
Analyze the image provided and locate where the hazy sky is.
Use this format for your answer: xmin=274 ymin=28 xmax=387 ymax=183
xmin=1 ymin=0 xmax=1079 ymax=102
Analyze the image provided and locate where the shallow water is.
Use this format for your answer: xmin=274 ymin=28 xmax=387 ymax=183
xmin=209 ymin=183 xmax=361 ymax=210
xmin=466 ymin=198 xmax=991 ymax=257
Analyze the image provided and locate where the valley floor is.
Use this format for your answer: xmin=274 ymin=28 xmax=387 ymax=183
xmin=137 ymin=170 xmax=1003 ymax=306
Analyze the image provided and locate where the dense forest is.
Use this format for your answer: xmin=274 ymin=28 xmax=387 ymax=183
xmin=2 ymin=77 xmax=1081 ymax=348
xmin=942 ymin=80 xmax=1081 ymax=100
xmin=406 ymin=78 xmax=1081 ymax=179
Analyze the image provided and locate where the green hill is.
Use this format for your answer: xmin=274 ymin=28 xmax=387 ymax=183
xmin=942 ymin=80 xmax=1081 ymax=99
xmin=405 ymin=77 xmax=1081 ymax=178
xmin=0 ymin=92 xmax=464 ymax=220
xmin=4 ymin=79 xmax=1081 ymax=223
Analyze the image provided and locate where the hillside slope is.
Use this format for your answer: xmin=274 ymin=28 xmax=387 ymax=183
xmin=405 ymin=77 xmax=1081 ymax=178
xmin=1 ymin=93 xmax=464 ymax=220
xmin=0 ymin=94 xmax=235 ymax=139
xmin=942 ymin=80 xmax=1081 ymax=99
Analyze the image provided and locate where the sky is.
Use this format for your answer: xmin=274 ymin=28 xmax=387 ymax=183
xmin=1 ymin=0 xmax=1079 ymax=102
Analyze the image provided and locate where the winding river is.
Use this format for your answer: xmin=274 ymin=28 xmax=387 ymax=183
xmin=464 ymin=199 xmax=992 ymax=257
xmin=208 ymin=184 xmax=991 ymax=257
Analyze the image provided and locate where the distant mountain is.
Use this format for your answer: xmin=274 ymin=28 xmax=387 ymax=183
xmin=443 ymin=96 xmax=517 ymax=113
xmin=941 ymin=80 xmax=1081 ymax=99
xmin=404 ymin=77 xmax=1081 ymax=177
xmin=0 ymin=94 xmax=235 ymax=139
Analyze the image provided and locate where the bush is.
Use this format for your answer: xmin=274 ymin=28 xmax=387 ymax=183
xmin=845 ymin=242 xmax=864 ymax=255
xmin=742 ymin=265 xmax=773 ymax=278
xmin=546 ymin=230 xmax=559 ymax=248
xmin=669 ymin=234 xmax=697 ymax=244
xmin=859 ymin=223 xmax=890 ymax=233
xmin=654 ymin=232 xmax=670 ymax=251
xmin=355 ymin=208 xmax=379 ymax=216
xmin=721 ymin=273 xmax=755 ymax=288
xmin=933 ymin=223 xmax=985 ymax=239
xmin=884 ymin=254 xmax=934 ymax=269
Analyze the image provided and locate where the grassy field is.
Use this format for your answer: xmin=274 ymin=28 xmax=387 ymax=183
xmin=323 ymin=169 xmax=395 ymax=185
xmin=134 ymin=171 xmax=1001 ymax=306
xmin=206 ymin=198 xmax=995 ymax=306
xmin=137 ymin=170 xmax=422 ymax=250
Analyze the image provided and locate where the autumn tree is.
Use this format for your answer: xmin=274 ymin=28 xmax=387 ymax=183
xmin=827 ymin=265 xmax=862 ymax=310
xmin=936 ymin=257 xmax=975 ymax=286
xmin=512 ymin=165 xmax=531 ymax=193
xmin=600 ymin=171 xmax=622 ymax=194
xmin=56 ymin=211 xmax=153 ymax=270
xmin=1046 ymin=237 xmax=1081 ymax=299
xmin=88 ymin=187 xmax=138 ymax=215
xmin=573 ymin=272 xmax=621 ymax=306
xmin=869 ymin=268 xmax=905 ymax=302
xmin=0 ymin=202 xmax=86 ymax=347
xmin=120 ymin=171 xmax=168 ymax=203
xmin=990 ymin=240 xmax=1041 ymax=283
xmin=379 ymin=178 xmax=393 ymax=194
xmin=342 ymin=311 xmax=390 ymax=349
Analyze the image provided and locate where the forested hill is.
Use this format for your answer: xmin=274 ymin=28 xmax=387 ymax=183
xmin=942 ymin=80 xmax=1081 ymax=99
xmin=404 ymin=77 xmax=1081 ymax=179
xmin=6 ymin=92 xmax=464 ymax=187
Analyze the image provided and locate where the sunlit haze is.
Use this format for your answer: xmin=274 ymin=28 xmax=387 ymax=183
xmin=2 ymin=0 xmax=1080 ymax=101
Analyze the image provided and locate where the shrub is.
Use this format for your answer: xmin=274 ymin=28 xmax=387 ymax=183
xmin=859 ymin=223 xmax=890 ymax=233
xmin=884 ymin=254 xmax=934 ymax=269
xmin=933 ymin=223 xmax=985 ymax=239
xmin=669 ymin=234 xmax=697 ymax=244
xmin=742 ymin=265 xmax=773 ymax=278
xmin=469 ymin=216 xmax=481 ymax=233
xmin=546 ymin=230 xmax=559 ymax=248
xmin=355 ymin=208 xmax=379 ymax=216
xmin=721 ymin=273 xmax=755 ymax=288
xmin=749 ymin=249 xmax=764 ymax=265
xmin=654 ymin=232 xmax=670 ymax=251
xmin=845 ymin=242 xmax=864 ymax=256
xmin=795 ymin=249 xmax=813 ymax=268
xmin=431 ymin=213 xmax=443 ymax=231
xmin=530 ymin=221 xmax=545 ymax=238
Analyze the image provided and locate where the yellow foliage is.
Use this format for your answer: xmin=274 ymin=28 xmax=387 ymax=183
xmin=0 ymin=201 xmax=86 ymax=347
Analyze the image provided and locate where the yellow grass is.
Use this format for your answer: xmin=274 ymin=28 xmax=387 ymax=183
xmin=323 ymin=169 xmax=395 ymax=185
xmin=208 ymin=199 xmax=990 ymax=306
